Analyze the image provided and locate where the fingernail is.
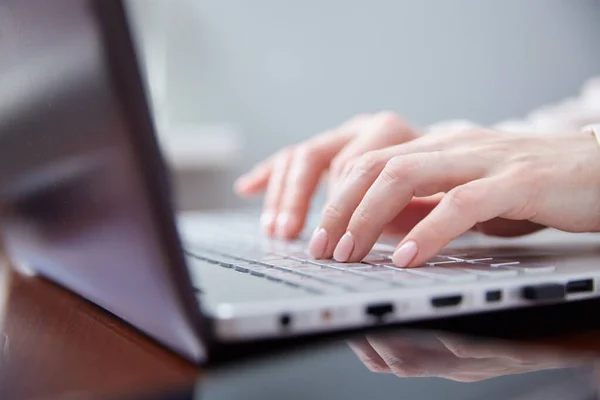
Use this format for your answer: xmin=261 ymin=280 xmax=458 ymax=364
xmin=276 ymin=213 xmax=290 ymax=238
xmin=261 ymin=212 xmax=276 ymax=234
xmin=308 ymin=228 xmax=329 ymax=259
xmin=392 ymin=241 xmax=418 ymax=268
xmin=334 ymin=232 xmax=355 ymax=262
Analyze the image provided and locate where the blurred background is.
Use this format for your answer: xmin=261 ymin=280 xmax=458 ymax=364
xmin=128 ymin=0 xmax=600 ymax=211
xmin=125 ymin=2 xmax=600 ymax=397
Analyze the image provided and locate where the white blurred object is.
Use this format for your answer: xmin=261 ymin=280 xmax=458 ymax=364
xmin=125 ymin=0 xmax=170 ymax=127
xmin=157 ymin=124 xmax=242 ymax=170
xmin=126 ymin=1 xmax=242 ymax=170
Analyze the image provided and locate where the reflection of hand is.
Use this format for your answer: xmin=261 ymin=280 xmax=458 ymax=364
xmin=234 ymin=112 xmax=420 ymax=239
xmin=348 ymin=334 xmax=591 ymax=382
xmin=309 ymin=129 xmax=600 ymax=267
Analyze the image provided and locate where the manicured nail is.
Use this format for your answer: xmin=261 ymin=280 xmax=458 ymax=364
xmin=392 ymin=241 xmax=418 ymax=268
xmin=261 ymin=212 xmax=276 ymax=234
xmin=334 ymin=232 xmax=355 ymax=262
xmin=276 ymin=213 xmax=291 ymax=238
xmin=308 ymin=228 xmax=329 ymax=259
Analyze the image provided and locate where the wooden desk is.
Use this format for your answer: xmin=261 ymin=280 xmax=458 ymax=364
xmin=0 ymin=270 xmax=198 ymax=400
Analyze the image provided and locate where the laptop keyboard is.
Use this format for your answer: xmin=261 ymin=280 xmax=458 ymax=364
xmin=183 ymin=223 xmax=557 ymax=296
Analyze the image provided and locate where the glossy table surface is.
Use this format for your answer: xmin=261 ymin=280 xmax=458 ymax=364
xmin=4 ymin=268 xmax=600 ymax=400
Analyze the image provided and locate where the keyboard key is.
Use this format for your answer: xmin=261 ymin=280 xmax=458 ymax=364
xmin=355 ymin=266 xmax=396 ymax=274
xmin=505 ymin=264 xmax=556 ymax=274
xmin=283 ymin=264 xmax=326 ymax=271
xmin=243 ymin=264 xmax=272 ymax=273
xmin=322 ymin=275 xmax=370 ymax=284
xmin=426 ymin=260 xmax=460 ymax=266
xmin=307 ymin=270 xmax=368 ymax=281
xmin=348 ymin=281 xmax=396 ymax=292
xmin=450 ymin=257 xmax=493 ymax=263
xmin=471 ymin=259 xmax=520 ymax=267
xmin=453 ymin=265 xmax=518 ymax=278
xmin=310 ymin=260 xmax=373 ymax=270
xmin=284 ymin=250 xmax=314 ymax=260
xmin=388 ymin=273 xmax=435 ymax=286
xmin=370 ymin=251 xmax=394 ymax=259
xmin=362 ymin=256 xmax=392 ymax=264
xmin=428 ymin=256 xmax=457 ymax=263
xmin=307 ymin=282 xmax=352 ymax=295
xmin=405 ymin=267 xmax=478 ymax=282
xmin=260 ymin=258 xmax=308 ymax=267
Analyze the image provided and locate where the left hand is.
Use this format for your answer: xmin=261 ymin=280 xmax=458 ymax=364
xmin=309 ymin=129 xmax=600 ymax=267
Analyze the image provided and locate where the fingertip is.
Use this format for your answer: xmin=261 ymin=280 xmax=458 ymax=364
xmin=391 ymin=240 xmax=419 ymax=268
xmin=276 ymin=213 xmax=304 ymax=239
xmin=234 ymin=177 xmax=266 ymax=197
xmin=260 ymin=212 xmax=276 ymax=236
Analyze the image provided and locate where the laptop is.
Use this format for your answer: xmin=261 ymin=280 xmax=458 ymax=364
xmin=2 ymin=0 xmax=600 ymax=364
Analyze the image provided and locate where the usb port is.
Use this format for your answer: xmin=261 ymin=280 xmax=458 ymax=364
xmin=431 ymin=295 xmax=462 ymax=308
xmin=486 ymin=290 xmax=502 ymax=303
xmin=365 ymin=303 xmax=395 ymax=320
xmin=566 ymin=279 xmax=594 ymax=294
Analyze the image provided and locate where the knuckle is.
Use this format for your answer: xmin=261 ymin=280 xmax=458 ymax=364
xmin=446 ymin=344 xmax=475 ymax=359
xmin=361 ymin=359 xmax=390 ymax=373
xmin=374 ymin=111 xmax=413 ymax=136
xmin=275 ymin=146 xmax=294 ymax=163
xmin=375 ymin=110 xmax=400 ymax=122
xmin=387 ymin=155 xmax=422 ymax=173
xmin=349 ymin=113 xmax=371 ymax=124
xmin=353 ymin=152 xmax=385 ymax=176
xmin=446 ymin=186 xmax=481 ymax=212
xmin=379 ymin=156 xmax=421 ymax=186
xmin=451 ymin=128 xmax=484 ymax=140
xmin=353 ymin=204 xmax=372 ymax=226
xmin=329 ymin=156 xmax=347 ymax=177
xmin=322 ymin=203 xmax=344 ymax=222
xmin=389 ymin=362 xmax=429 ymax=378
xmin=294 ymin=143 xmax=322 ymax=166
xmin=477 ymin=141 xmax=513 ymax=156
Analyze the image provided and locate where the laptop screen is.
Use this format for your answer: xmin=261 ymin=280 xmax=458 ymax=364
xmin=0 ymin=0 xmax=206 ymax=361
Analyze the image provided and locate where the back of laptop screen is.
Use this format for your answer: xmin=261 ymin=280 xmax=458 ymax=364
xmin=0 ymin=0 xmax=206 ymax=361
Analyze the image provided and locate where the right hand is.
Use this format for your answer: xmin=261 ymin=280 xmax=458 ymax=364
xmin=234 ymin=112 xmax=420 ymax=239
xmin=348 ymin=333 xmax=592 ymax=382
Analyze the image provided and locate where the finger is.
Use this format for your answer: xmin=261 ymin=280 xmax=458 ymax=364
xmin=364 ymin=127 xmax=494 ymax=164
xmin=382 ymin=195 xmax=442 ymax=235
xmin=329 ymin=112 xmax=417 ymax=184
xmin=347 ymin=338 xmax=391 ymax=373
xmin=336 ymin=152 xmax=487 ymax=262
xmin=366 ymin=335 xmax=473 ymax=378
xmin=394 ymin=177 xmax=515 ymax=267
xmin=276 ymin=133 xmax=353 ymax=239
xmin=234 ymin=160 xmax=273 ymax=197
xmin=437 ymin=334 xmax=532 ymax=361
xmin=324 ymin=129 xmax=465 ymax=201
xmin=310 ymin=151 xmax=389 ymax=259
xmin=261 ymin=150 xmax=293 ymax=236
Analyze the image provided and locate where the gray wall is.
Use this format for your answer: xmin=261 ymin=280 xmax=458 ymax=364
xmin=159 ymin=0 xmax=600 ymax=209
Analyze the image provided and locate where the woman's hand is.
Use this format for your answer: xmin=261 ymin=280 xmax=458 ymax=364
xmin=309 ymin=129 xmax=600 ymax=267
xmin=348 ymin=333 xmax=591 ymax=382
xmin=234 ymin=112 xmax=420 ymax=239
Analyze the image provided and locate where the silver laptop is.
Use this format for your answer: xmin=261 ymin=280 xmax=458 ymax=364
xmin=1 ymin=0 xmax=599 ymax=364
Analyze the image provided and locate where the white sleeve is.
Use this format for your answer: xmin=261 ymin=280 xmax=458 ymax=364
xmin=425 ymin=77 xmax=600 ymax=134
